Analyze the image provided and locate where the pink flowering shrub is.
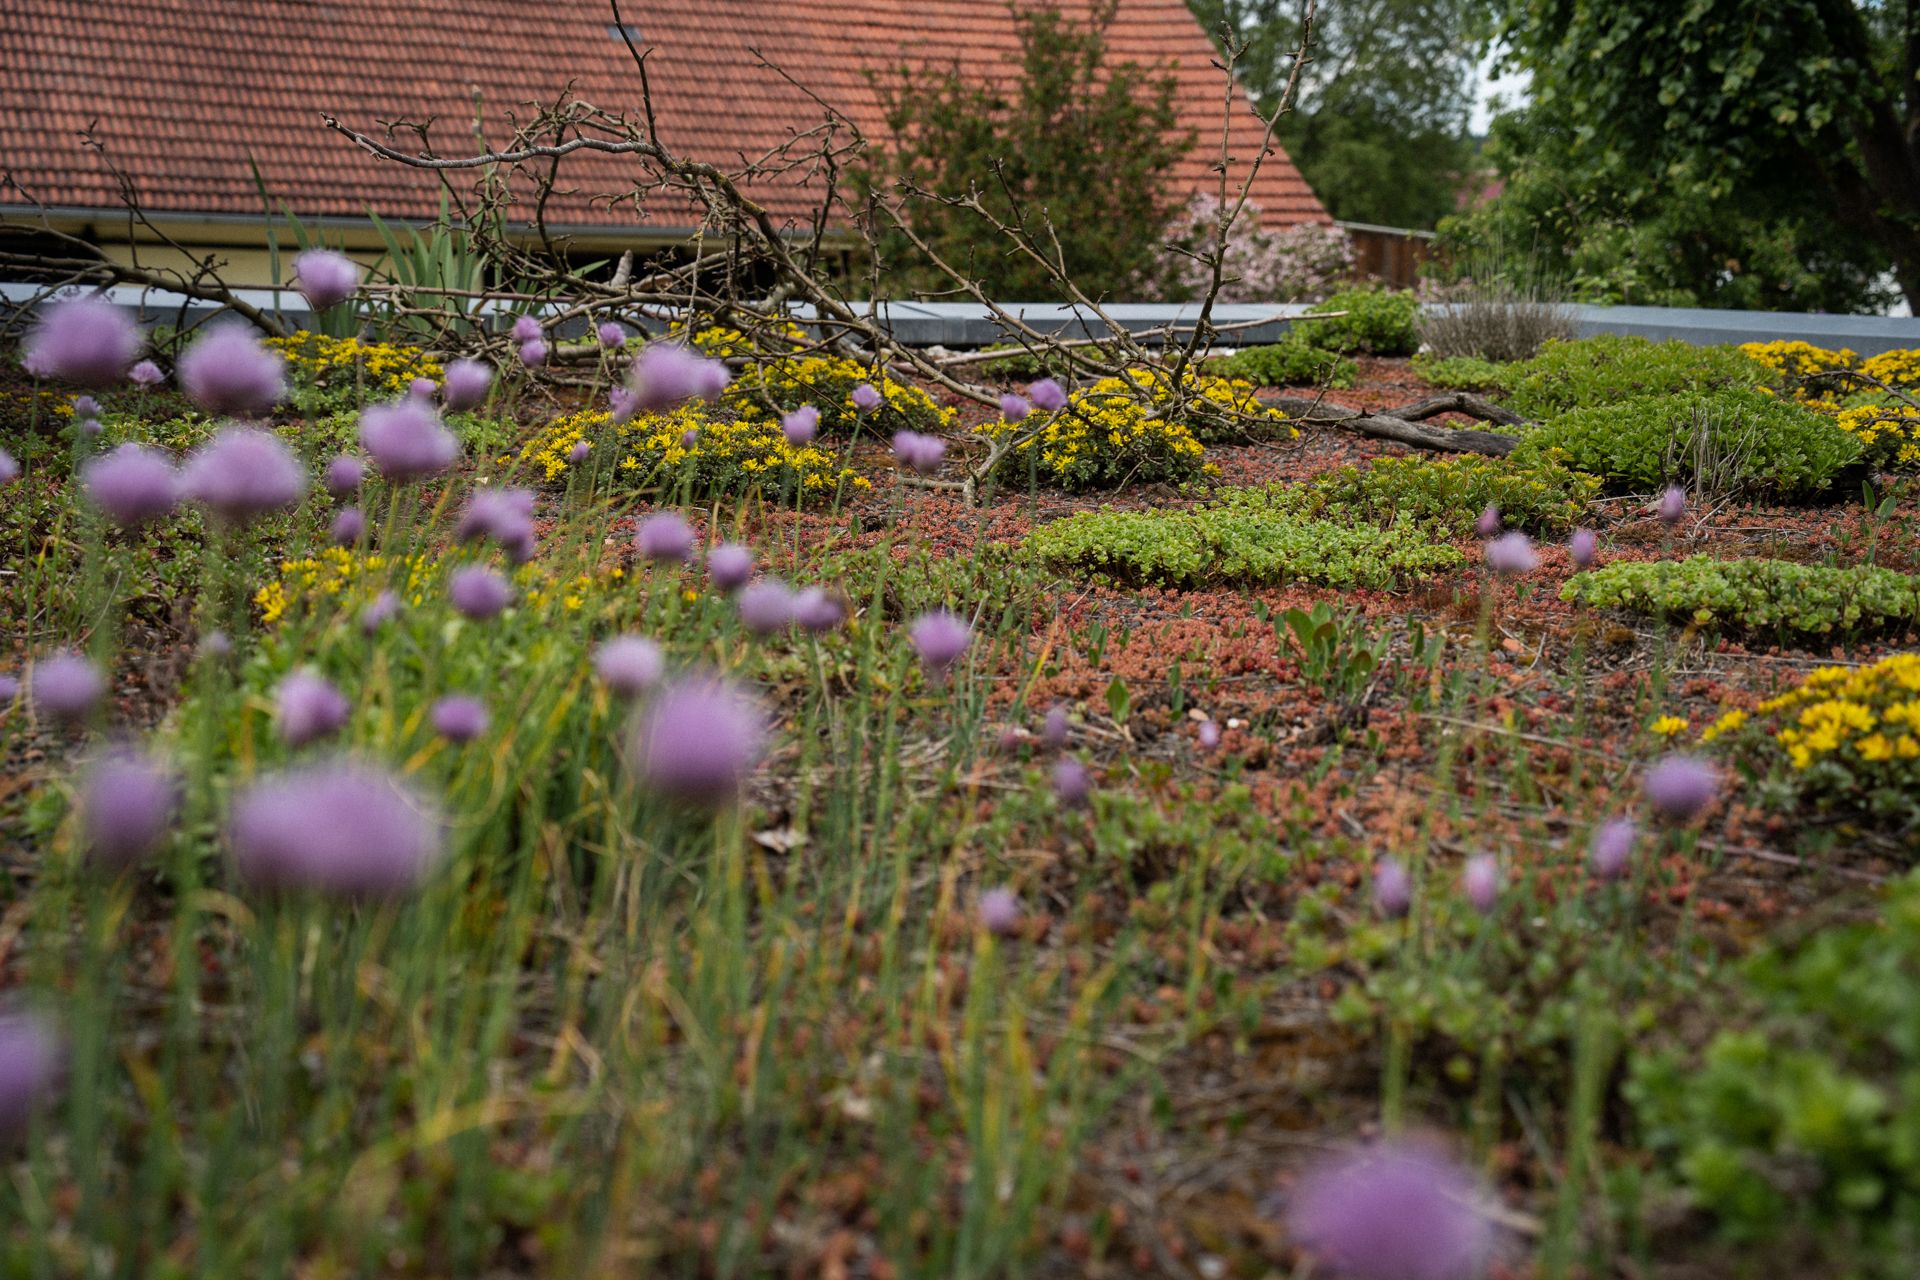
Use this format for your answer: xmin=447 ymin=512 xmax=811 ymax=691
xmin=1162 ymin=195 xmax=1354 ymax=304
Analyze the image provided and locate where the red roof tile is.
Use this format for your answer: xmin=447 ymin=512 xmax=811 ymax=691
xmin=0 ymin=0 xmax=1325 ymax=235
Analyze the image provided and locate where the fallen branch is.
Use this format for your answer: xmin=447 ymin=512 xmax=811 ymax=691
xmin=1269 ymin=393 xmax=1526 ymax=457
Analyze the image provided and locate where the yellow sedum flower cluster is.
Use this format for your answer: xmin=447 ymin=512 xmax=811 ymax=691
xmin=1835 ymin=403 xmax=1920 ymax=467
xmin=983 ymin=373 xmax=1218 ymax=490
xmin=680 ymin=324 xmax=951 ymax=437
xmin=517 ymin=405 xmax=867 ymax=502
xmin=256 ymin=548 xmax=631 ymax=626
xmin=253 ymin=549 xmax=433 ymax=625
xmin=1739 ymin=341 xmax=1920 ymax=467
xmin=1753 ymin=655 xmax=1920 ymax=771
xmin=265 ymin=332 xmax=444 ymax=401
xmin=1740 ymin=340 xmax=1857 ymax=384
xmin=1861 ymin=347 xmax=1920 ymax=392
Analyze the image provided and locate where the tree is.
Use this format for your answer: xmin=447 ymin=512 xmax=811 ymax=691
xmin=1441 ymin=101 xmax=1897 ymax=314
xmin=1186 ymin=0 xmax=1481 ymax=228
xmin=861 ymin=2 xmax=1192 ymax=300
xmin=1483 ymin=0 xmax=1920 ymax=312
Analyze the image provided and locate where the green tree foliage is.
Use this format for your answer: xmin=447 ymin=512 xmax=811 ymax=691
xmin=861 ymin=2 xmax=1192 ymax=300
xmin=1186 ymin=0 xmax=1480 ymax=228
xmin=1466 ymin=0 xmax=1920 ymax=313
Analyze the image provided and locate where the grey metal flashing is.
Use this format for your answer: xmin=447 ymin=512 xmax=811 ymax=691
xmin=4 ymin=285 xmax=1918 ymax=354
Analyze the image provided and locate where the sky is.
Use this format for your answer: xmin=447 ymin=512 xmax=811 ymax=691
xmin=1470 ymin=47 xmax=1530 ymax=137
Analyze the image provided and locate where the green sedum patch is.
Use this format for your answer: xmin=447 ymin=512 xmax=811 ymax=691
xmin=1513 ymin=388 xmax=1861 ymax=501
xmin=1627 ymin=871 xmax=1920 ymax=1267
xmin=1297 ymin=452 xmax=1599 ymax=537
xmin=1212 ymin=338 xmax=1358 ymax=388
xmin=1563 ymin=556 xmax=1920 ymax=640
xmin=1293 ymin=287 xmax=1421 ymax=357
xmin=1411 ymin=353 xmax=1509 ymax=393
xmin=1498 ymin=334 xmax=1772 ymax=419
xmin=1026 ymin=503 xmax=1463 ymax=589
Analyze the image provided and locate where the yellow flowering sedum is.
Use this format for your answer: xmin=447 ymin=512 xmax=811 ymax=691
xmin=256 ymin=548 xmax=630 ymax=626
xmin=1705 ymin=653 xmax=1920 ymax=833
xmin=265 ymin=332 xmax=443 ymax=401
xmin=1861 ymin=347 xmax=1920 ymax=392
xmin=253 ymin=549 xmax=433 ymax=624
xmin=983 ymin=374 xmax=1217 ymax=490
xmin=1738 ymin=341 xmax=1920 ymax=467
xmin=1739 ymin=340 xmax=1857 ymax=384
xmin=1834 ymin=402 xmax=1920 ymax=467
xmin=517 ymin=404 xmax=868 ymax=502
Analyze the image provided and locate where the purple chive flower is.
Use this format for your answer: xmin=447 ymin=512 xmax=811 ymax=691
xmin=1484 ymin=531 xmax=1538 ymax=576
xmin=1198 ymin=719 xmax=1222 ymax=749
xmin=81 ymin=443 xmax=178 ymax=527
xmin=635 ymin=512 xmax=695 ymax=563
xmin=593 ymin=635 xmax=664 ymax=697
xmin=979 ymin=887 xmax=1022 ymax=937
xmin=909 ymin=610 xmax=972 ymax=673
xmin=892 ymin=430 xmax=946 ymax=474
xmin=598 ymin=321 xmax=626 ymax=348
xmin=1657 ymin=485 xmax=1687 ymax=525
xmin=1463 ymin=855 xmax=1499 ymax=914
xmin=448 ymin=566 xmax=512 ymax=620
xmin=1590 ymin=817 xmax=1637 ymax=879
xmin=407 ymin=377 xmax=435 ymax=400
xmin=324 ymin=454 xmax=364 ymax=497
xmin=78 ymin=752 xmax=177 ymax=869
xmin=360 ymin=591 xmax=401 ymax=634
xmin=292 ymin=248 xmax=360 ymax=309
xmin=180 ymin=426 xmax=307 ymax=523
xmin=1644 ymin=755 xmax=1718 ymax=821
xmin=359 ymin=400 xmax=459 ymax=480
xmin=519 ymin=339 xmax=548 ymax=368
xmin=177 ymin=322 xmax=286 ymax=418
xmin=1475 ymin=504 xmax=1501 ymax=539
xmin=1570 ymin=528 xmax=1597 ymax=569
xmin=792 ymin=588 xmax=845 ymax=633
xmin=430 ymin=695 xmax=489 ymax=743
xmin=736 ymin=580 xmax=796 ymax=634
xmin=31 ymin=652 xmax=105 ymax=724
xmin=782 ymin=405 xmax=819 ymax=446
xmin=128 ymin=359 xmax=164 ymax=388
xmin=567 ymin=440 xmax=590 ymax=464
xmin=629 ymin=676 xmax=767 ymax=806
xmin=681 ymin=427 xmax=701 ymax=449
xmin=72 ymin=396 xmax=100 ymax=419
xmin=441 ymin=359 xmax=493 ymax=413
xmin=1000 ymin=393 xmax=1031 ymax=422
xmin=706 ymin=543 xmax=754 ymax=592
xmin=1288 ymin=1142 xmax=1491 ymax=1280
xmin=276 ymin=670 xmax=349 ymax=747
xmin=229 ymin=762 xmax=443 ymax=898
xmin=22 ymin=295 xmax=140 ymax=387
xmin=1028 ymin=378 xmax=1067 ymax=412
xmin=511 ymin=315 xmax=542 ymax=345
xmin=455 ymin=488 xmax=537 ymax=564
xmin=330 ymin=507 xmax=365 ymax=546
xmin=76 ymin=417 xmax=103 ymax=439
xmin=1051 ymin=757 xmax=1091 ymax=808
xmin=0 ymin=1011 xmax=65 ymax=1136
xmin=0 ymin=450 xmax=17 ymax=485
xmin=852 ymin=382 xmax=883 ymax=413
xmin=1373 ymin=858 xmax=1412 ymax=919
xmin=198 ymin=630 xmax=232 ymax=661
xmin=0 ymin=674 xmax=17 ymax=705
xmin=620 ymin=343 xmax=730 ymax=418
xmin=608 ymin=385 xmax=636 ymax=420
xmin=1042 ymin=705 xmax=1069 ymax=749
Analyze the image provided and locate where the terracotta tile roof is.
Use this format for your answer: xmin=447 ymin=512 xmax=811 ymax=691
xmin=0 ymin=0 xmax=1325 ymax=235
